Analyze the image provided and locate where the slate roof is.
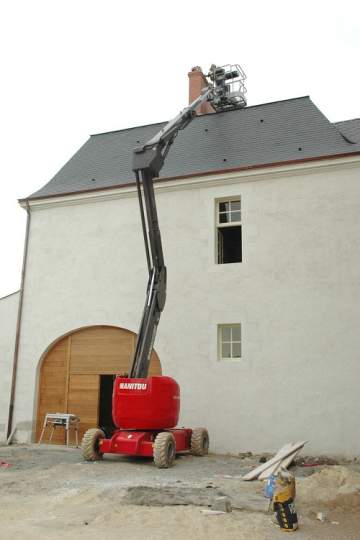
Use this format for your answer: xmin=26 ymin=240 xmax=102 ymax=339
xmin=334 ymin=118 xmax=360 ymax=144
xmin=26 ymin=96 xmax=360 ymax=200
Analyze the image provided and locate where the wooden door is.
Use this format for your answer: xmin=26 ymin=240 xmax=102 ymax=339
xmin=70 ymin=326 xmax=135 ymax=374
xmin=67 ymin=374 xmax=99 ymax=441
xmin=36 ymin=325 xmax=162 ymax=443
xmin=36 ymin=337 xmax=68 ymax=444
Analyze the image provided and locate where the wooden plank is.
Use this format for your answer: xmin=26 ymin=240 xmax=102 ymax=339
xmin=67 ymin=374 xmax=99 ymax=441
xmin=64 ymin=335 xmax=71 ymax=411
xmin=258 ymin=445 xmax=301 ymax=480
xmin=36 ymin=337 xmax=68 ymax=444
xmin=259 ymin=448 xmax=302 ymax=480
xmin=149 ymin=350 xmax=161 ymax=375
xmin=277 ymin=447 xmax=302 ymax=471
xmin=254 ymin=443 xmax=293 ymax=479
xmin=242 ymin=441 xmax=307 ymax=481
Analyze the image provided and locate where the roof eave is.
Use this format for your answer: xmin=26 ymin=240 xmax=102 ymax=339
xmin=19 ymin=150 xmax=360 ymax=204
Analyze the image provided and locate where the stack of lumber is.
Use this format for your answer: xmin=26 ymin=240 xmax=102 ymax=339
xmin=242 ymin=441 xmax=307 ymax=481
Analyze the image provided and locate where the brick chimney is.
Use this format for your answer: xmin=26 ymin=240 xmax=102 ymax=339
xmin=188 ymin=66 xmax=215 ymax=115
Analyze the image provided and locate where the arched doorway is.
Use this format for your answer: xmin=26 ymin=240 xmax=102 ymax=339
xmin=36 ymin=325 xmax=161 ymax=443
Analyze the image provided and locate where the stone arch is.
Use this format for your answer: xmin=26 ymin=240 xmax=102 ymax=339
xmin=35 ymin=325 xmax=161 ymax=443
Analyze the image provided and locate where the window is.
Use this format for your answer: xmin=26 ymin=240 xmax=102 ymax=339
xmin=218 ymin=324 xmax=241 ymax=360
xmin=216 ymin=198 xmax=242 ymax=264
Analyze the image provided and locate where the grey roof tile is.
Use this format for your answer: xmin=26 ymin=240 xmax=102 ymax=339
xmin=26 ymin=97 xmax=360 ymax=200
xmin=334 ymin=118 xmax=360 ymax=143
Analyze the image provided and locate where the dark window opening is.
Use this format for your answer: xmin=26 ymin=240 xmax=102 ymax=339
xmin=218 ymin=226 xmax=242 ymax=264
xmin=99 ymin=375 xmax=116 ymax=437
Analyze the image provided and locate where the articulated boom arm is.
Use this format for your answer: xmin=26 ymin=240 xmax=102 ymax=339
xmin=129 ymin=65 xmax=246 ymax=378
xmin=129 ymin=87 xmax=213 ymax=378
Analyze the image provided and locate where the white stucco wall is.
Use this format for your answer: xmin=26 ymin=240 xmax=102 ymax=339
xmin=0 ymin=291 xmax=19 ymax=441
xmin=13 ymin=156 xmax=360 ymax=456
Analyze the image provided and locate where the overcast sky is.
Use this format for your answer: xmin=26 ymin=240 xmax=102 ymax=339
xmin=0 ymin=0 xmax=359 ymax=298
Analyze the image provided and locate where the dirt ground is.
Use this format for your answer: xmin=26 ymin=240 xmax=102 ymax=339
xmin=0 ymin=444 xmax=359 ymax=540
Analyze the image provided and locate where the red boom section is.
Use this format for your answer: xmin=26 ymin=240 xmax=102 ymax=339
xmin=112 ymin=376 xmax=180 ymax=430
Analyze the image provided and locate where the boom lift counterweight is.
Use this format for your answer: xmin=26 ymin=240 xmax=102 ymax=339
xmin=82 ymin=65 xmax=247 ymax=467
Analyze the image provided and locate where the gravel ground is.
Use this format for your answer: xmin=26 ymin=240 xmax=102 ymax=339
xmin=0 ymin=444 xmax=359 ymax=539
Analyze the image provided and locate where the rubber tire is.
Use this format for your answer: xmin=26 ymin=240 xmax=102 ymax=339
xmin=81 ymin=428 xmax=105 ymax=461
xmin=190 ymin=428 xmax=209 ymax=456
xmin=153 ymin=432 xmax=176 ymax=468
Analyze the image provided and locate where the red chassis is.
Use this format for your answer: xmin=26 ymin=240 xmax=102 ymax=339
xmin=99 ymin=427 xmax=193 ymax=457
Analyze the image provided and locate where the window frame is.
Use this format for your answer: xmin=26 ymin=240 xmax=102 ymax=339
xmin=217 ymin=198 xmax=241 ymax=227
xmin=215 ymin=196 xmax=242 ymax=264
xmin=218 ymin=323 xmax=242 ymax=361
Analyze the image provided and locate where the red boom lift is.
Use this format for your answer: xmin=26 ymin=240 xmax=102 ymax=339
xmin=81 ymin=65 xmax=247 ymax=467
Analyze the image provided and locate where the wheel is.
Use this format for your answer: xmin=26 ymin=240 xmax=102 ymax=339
xmin=191 ymin=428 xmax=209 ymax=456
xmin=81 ymin=428 xmax=105 ymax=461
xmin=153 ymin=432 xmax=176 ymax=468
